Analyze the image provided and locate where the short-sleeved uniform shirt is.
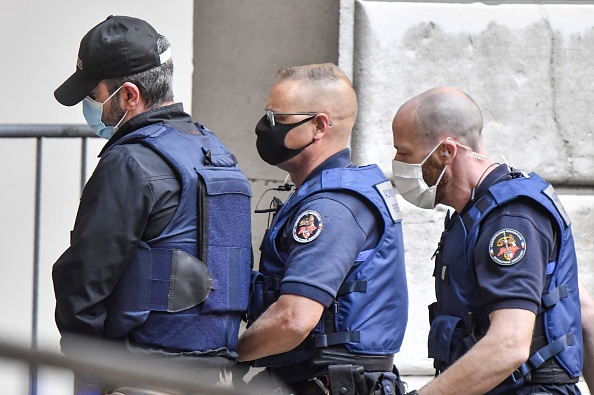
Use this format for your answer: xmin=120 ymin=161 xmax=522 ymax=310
xmin=272 ymin=149 xmax=381 ymax=308
xmin=462 ymin=165 xmax=557 ymax=316
xmin=456 ymin=165 xmax=579 ymax=393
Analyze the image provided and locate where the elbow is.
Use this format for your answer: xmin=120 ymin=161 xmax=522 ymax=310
xmin=274 ymin=294 xmax=323 ymax=341
xmin=486 ymin=309 xmax=536 ymax=371
xmin=511 ymin=345 xmax=531 ymax=369
xmin=279 ymin=315 xmax=315 ymax=341
xmin=502 ymin=337 xmax=531 ymax=369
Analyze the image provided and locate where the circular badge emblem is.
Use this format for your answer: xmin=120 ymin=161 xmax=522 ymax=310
xmin=489 ymin=228 xmax=526 ymax=266
xmin=292 ymin=210 xmax=323 ymax=243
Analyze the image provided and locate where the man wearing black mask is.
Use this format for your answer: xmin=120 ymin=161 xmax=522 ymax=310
xmin=236 ymin=63 xmax=409 ymax=395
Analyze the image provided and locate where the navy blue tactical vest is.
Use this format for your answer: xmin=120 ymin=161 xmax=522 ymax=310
xmin=101 ymin=123 xmax=252 ymax=357
xmin=428 ymin=171 xmax=582 ymax=392
xmin=249 ymin=165 xmax=408 ymax=367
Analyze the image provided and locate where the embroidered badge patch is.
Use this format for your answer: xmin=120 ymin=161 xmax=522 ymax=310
xmin=293 ymin=210 xmax=323 ymax=243
xmin=489 ymin=228 xmax=526 ymax=265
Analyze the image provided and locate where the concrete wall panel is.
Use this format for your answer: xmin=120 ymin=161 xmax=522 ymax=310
xmin=193 ymin=0 xmax=341 ymax=185
xmin=352 ymin=1 xmax=594 ymax=186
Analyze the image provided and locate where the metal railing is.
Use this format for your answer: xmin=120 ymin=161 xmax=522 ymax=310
xmin=1 ymin=124 xmax=94 ymax=395
xmin=0 ymin=125 xmax=258 ymax=394
xmin=0 ymin=336 xmax=254 ymax=395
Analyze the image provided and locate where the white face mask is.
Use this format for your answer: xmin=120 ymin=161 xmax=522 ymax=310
xmin=392 ymin=141 xmax=448 ymax=209
xmin=82 ymin=85 xmax=127 ymax=139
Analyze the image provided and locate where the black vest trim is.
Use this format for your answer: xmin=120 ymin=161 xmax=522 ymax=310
xmin=337 ymin=280 xmax=368 ymax=297
xmin=314 ymin=331 xmax=361 ymax=348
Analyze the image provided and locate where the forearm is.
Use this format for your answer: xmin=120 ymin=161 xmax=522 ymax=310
xmin=419 ymin=309 xmax=534 ymax=395
xmin=236 ymin=314 xmax=305 ymax=362
xmin=53 ymin=248 xmax=108 ymax=337
xmin=418 ymin=336 xmax=519 ymax=395
xmin=237 ymin=294 xmax=323 ymax=362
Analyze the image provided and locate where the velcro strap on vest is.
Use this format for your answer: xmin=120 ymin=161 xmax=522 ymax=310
xmin=537 ymin=285 xmax=568 ymax=315
xmin=149 ymin=248 xmax=213 ymax=313
xmin=314 ymin=331 xmax=361 ymax=348
xmin=202 ymin=146 xmax=237 ymax=167
xmin=513 ymin=333 xmax=574 ymax=380
xmin=543 ymin=285 xmax=568 ymax=308
xmin=337 ymin=281 xmax=367 ymax=297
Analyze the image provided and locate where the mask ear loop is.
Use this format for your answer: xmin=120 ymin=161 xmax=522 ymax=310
xmin=435 ymin=164 xmax=448 ymax=186
xmin=420 ymin=140 xmax=449 ymax=189
xmin=445 ymin=137 xmax=488 ymax=161
xmin=106 ymin=85 xmax=127 ymax=132
xmin=103 ymin=84 xmax=124 ymax=105
xmin=113 ymin=110 xmax=128 ymax=132
xmin=420 ymin=140 xmax=445 ymax=165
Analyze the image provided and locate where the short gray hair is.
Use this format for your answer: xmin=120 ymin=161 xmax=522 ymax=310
xmin=105 ymin=35 xmax=174 ymax=108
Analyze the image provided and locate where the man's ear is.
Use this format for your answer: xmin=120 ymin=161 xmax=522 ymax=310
xmin=120 ymin=82 xmax=142 ymax=112
xmin=441 ymin=139 xmax=457 ymax=165
xmin=312 ymin=113 xmax=331 ymax=140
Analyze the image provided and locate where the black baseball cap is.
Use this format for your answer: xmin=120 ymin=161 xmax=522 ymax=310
xmin=55 ymin=15 xmax=171 ymax=106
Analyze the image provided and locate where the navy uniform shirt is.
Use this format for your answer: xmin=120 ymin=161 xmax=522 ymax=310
xmin=273 ymin=149 xmax=381 ymax=308
xmin=461 ymin=164 xmax=556 ymax=316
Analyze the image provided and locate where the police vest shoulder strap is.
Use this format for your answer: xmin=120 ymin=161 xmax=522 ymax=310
xmin=461 ymin=192 xmax=497 ymax=231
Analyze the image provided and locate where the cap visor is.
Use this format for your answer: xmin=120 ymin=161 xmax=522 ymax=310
xmin=54 ymin=70 xmax=100 ymax=107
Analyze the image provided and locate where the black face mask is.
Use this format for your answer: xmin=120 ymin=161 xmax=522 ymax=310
xmin=255 ymin=115 xmax=315 ymax=165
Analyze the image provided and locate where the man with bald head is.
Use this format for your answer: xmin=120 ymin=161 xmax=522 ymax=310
xmin=392 ymin=87 xmax=584 ymax=394
xmin=237 ymin=63 xmax=408 ymax=395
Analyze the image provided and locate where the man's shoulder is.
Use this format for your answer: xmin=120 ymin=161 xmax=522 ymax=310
xmin=102 ymin=140 xmax=173 ymax=176
xmin=295 ymin=190 xmax=380 ymax=228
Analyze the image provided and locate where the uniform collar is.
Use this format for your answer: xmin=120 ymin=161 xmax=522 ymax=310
xmin=459 ymin=163 xmax=512 ymax=216
xmin=474 ymin=163 xmax=511 ymax=198
xmin=100 ymin=103 xmax=195 ymax=156
xmin=301 ymin=148 xmax=352 ymax=185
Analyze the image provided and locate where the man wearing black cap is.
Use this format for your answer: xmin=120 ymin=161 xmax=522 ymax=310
xmin=52 ymin=15 xmax=253 ymax=394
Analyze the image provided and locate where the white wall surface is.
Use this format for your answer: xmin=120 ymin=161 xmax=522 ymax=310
xmin=0 ymin=1 xmax=193 ymax=393
xmin=1 ymin=1 xmax=194 ymax=124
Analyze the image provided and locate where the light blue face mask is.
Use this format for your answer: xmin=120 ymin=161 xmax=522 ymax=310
xmin=82 ymin=85 xmax=127 ymax=139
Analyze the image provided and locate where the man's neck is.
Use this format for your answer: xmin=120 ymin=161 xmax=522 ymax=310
xmin=451 ymin=159 xmax=496 ymax=213
xmin=288 ymin=162 xmax=319 ymax=188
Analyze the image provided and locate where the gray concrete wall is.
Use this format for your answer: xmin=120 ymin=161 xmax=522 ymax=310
xmin=351 ymin=1 xmax=594 ymax=389
xmin=192 ymin=0 xmax=341 ymax=261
